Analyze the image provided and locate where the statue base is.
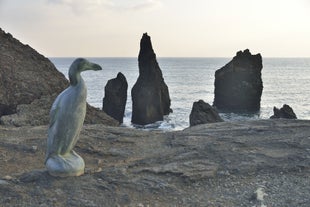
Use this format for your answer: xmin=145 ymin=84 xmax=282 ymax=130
xmin=46 ymin=150 xmax=85 ymax=177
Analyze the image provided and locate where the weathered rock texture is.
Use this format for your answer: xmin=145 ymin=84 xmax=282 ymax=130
xmin=270 ymin=104 xmax=297 ymax=119
xmin=131 ymin=33 xmax=171 ymax=125
xmin=0 ymin=119 xmax=310 ymax=206
xmin=0 ymin=28 xmax=118 ymax=126
xmin=0 ymin=28 xmax=68 ymax=116
xmin=103 ymin=72 xmax=128 ymax=123
xmin=189 ymin=100 xmax=224 ymax=126
xmin=213 ymin=49 xmax=263 ymax=112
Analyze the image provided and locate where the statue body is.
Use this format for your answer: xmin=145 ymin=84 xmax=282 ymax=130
xmin=45 ymin=58 xmax=102 ymax=177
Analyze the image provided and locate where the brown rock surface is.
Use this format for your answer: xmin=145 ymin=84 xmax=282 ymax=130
xmin=0 ymin=119 xmax=309 ymax=206
xmin=0 ymin=28 xmax=118 ymax=126
xmin=0 ymin=28 xmax=68 ymax=116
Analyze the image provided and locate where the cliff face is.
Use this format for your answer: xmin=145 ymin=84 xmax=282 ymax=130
xmin=0 ymin=119 xmax=309 ymax=206
xmin=0 ymin=28 xmax=118 ymax=126
xmin=213 ymin=49 xmax=263 ymax=112
xmin=131 ymin=33 xmax=171 ymax=125
xmin=0 ymin=28 xmax=68 ymax=116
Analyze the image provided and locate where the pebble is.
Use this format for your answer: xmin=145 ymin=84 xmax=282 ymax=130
xmin=2 ymin=175 xmax=13 ymax=180
xmin=31 ymin=145 xmax=38 ymax=152
xmin=0 ymin=179 xmax=9 ymax=185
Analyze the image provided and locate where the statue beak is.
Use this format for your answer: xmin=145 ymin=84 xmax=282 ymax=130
xmin=84 ymin=61 xmax=102 ymax=71
xmin=89 ymin=62 xmax=102 ymax=71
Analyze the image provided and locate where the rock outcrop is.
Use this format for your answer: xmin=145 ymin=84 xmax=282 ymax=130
xmin=103 ymin=72 xmax=128 ymax=124
xmin=1 ymin=119 xmax=310 ymax=206
xmin=189 ymin=100 xmax=223 ymax=126
xmin=0 ymin=28 xmax=118 ymax=126
xmin=270 ymin=104 xmax=297 ymax=119
xmin=131 ymin=33 xmax=171 ymax=125
xmin=0 ymin=28 xmax=68 ymax=116
xmin=213 ymin=49 xmax=263 ymax=112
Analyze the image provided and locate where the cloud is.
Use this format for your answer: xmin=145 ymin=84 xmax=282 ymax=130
xmin=48 ymin=0 xmax=105 ymax=13
xmin=104 ymin=0 xmax=162 ymax=11
xmin=48 ymin=0 xmax=162 ymax=13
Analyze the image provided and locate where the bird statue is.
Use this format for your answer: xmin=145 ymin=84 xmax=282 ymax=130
xmin=45 ymin=58 xmax=102 ymax=177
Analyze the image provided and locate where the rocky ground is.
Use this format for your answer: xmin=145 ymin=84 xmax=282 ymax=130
xmin=0 ymin=119 xmax=310 ymax=207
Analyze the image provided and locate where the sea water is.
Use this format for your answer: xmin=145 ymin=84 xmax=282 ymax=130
xmin=50 ymin=57 xmax=310 ymax=131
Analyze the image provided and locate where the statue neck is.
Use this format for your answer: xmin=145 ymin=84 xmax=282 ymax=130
xmin=69 ymin=68 xmax=81 ymax=86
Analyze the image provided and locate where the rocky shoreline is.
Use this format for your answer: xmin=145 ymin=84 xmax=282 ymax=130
xmin=1 ymin=27 xmax=309 ymax=206
xmin=1 ymin=119 xmax=309 ymax=206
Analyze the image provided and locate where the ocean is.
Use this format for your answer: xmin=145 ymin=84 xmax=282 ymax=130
xmin=49 ymin=57 xmax=310 ymax=131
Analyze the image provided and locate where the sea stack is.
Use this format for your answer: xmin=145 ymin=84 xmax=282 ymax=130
xmin=189 ymin=100 xmax=224 ymax=127
xmin=213 ymin=49 xmax=263 ymax=112
xmin=131 ymin=33 xmax=171 ymax=125
xmin=103 ymin=72 xmax=128 ymax=124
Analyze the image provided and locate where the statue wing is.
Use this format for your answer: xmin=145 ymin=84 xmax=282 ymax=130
xmin=45 ymin=94 xmax=62 ymax=162
xmin=49 ymin=96 xmax=61 ymax=128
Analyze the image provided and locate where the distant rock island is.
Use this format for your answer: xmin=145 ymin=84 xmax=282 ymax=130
xmin=131 ymin=33 xmax=172 ymax=125
xmin=213 ymin=49 xmax=263 ymax=112
xmin=0 ymin=28 xmax=118 ymax=126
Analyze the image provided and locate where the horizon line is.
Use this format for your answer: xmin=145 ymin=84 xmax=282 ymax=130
xmin=48 ymin=56 xmax=310 ymax=59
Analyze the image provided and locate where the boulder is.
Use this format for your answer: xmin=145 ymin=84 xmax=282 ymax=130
xmin=270 ymin=104 xmax=297 ymax=119
xmin=213 ymin=49 xmax=263 ymax=112
xmin=103 ymin=72 xmax=128 ymax=123
xmin=0 ymin=28 xmax=118 ymax=126
xmin=131 ymin=33 xmax=171 ymax=125
xmin=189 ymin=100 xmax=224 ymax=127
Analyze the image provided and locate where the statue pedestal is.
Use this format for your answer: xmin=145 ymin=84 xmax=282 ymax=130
xmin=46 ymin=150 xmax=85 ymax=177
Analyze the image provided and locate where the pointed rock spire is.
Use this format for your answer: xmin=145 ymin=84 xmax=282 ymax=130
xmin=131 ymin=33 xmax=172 ymax=125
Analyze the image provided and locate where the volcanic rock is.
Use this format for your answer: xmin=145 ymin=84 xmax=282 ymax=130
xmin=103 ymin=72 xmax=128 ymax=123
xmin=270 ymin=104 xmax=297 ymax=119
xmin=189 ymin=100 xmax=224 ymax=126
xmin=0 ymin=28 xmax=118 ymax=126
xmin=213 ymin=49 xmax=263 ymax=112
xmin=131 ymin=33 xmax=171 ymax=125
xmin=0 ymin=28 xmax=68 ymax=116
xmin=1 ymin=119 xmax=310 ymax=206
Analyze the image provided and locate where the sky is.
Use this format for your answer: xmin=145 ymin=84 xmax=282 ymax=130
xmin=0 ymin=0 xmax=310 ymax=57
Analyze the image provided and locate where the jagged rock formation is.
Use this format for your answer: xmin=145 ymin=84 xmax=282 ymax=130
xmin=0 ymin=28 xmax=118 ymax=126
xmin=131 ymin=33 xmax=171 ymax=125
xmin=189 ymin=100 xmax=223 ymax=126
xmin=213 ymin=49 xmax=263 ymax=112
xmin=270 ymin=104 xmax=297 ymax=119
xmin=1 ymin=119 xmax=310 ymax=206
xmin=103 ymin=72 xmax=128 ymax=123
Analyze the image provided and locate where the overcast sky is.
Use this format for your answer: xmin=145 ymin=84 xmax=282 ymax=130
xmin=1 ymin=0 xmax=310 ymax=57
